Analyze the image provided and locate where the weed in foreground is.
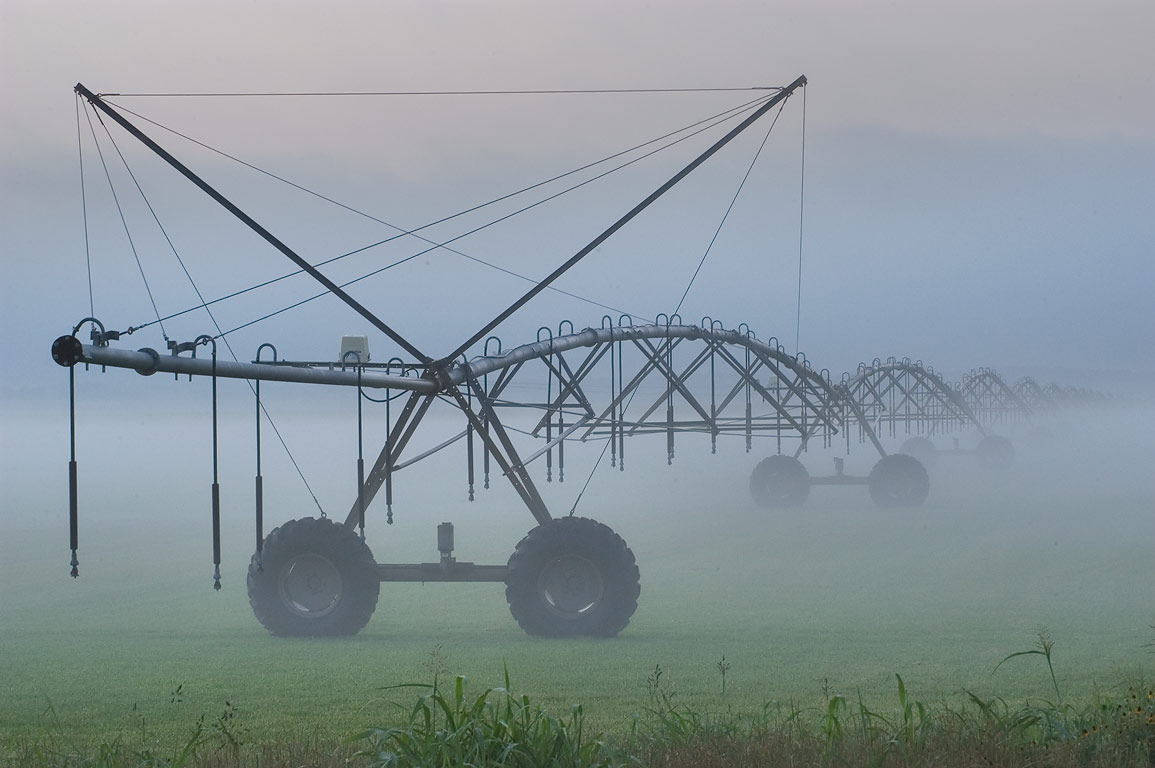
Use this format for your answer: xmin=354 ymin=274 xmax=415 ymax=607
xmin=995 ymin=626 xmax=1063 ymax=704
xmin=8 ymin=633 xmax=1155 ymax=768
xmin=354 ymin=663 xmax=608 ymax=768
xmin=8 ymin=695 xmax=284 ymax=768
xmin=11 ymin=680 xmax=1155 ymax=768
xmin=716 ymin=655 xmax=731 ymax=697
xmin=641 ymin=675 xmax=1155 ymax=768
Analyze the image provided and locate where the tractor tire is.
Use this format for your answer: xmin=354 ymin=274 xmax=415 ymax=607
xmin=868 ymin=454 xmax=930 ymax=507
xmin=247 ymin=516 xmax=380 ymax=637
xmin=505 ymin=516 xmax=640 ymax=637
xmin=975 ymin=434 xmax=1014 ymax=470
xmin=898 ymin=436 xmax=938 ymax=470
xmin=749 ymin=455 xmax=810 ymax=507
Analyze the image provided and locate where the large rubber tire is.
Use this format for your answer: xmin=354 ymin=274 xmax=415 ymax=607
xmin=898 ymin=436 xmax=938 ymax=470
xmin=505 ymin=517 xmax=640 ymax=637
xmin=868 ymin=454 xmax=930 ymax=507
xmin=975 ymin=434 xmax=1014 ymax=470
xmin=749 ymin=455 xmax=810 ymax=507
xmin=247 ymin=517 xmax=380 ymax=637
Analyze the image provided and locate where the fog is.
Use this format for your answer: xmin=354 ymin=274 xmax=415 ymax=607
xmin=2 ymin=364 xmax=1154 ymax=740
xmin=3 ymin=0 xmax=1155 ymax=398
xmin=5 ymin=384 xmax=1155 ymax=603
xmin=3 ymin=392 xmax=1154 ymax=695
xmin=2 ymin=0 xmax=1154 ymax=748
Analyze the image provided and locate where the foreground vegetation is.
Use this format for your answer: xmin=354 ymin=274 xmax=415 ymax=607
xmin=9 ymin=653 xmax=1155 ymax=767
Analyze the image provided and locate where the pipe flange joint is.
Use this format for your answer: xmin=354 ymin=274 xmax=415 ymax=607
xmin=51 ymin=335 xmax=84 ymax=367
xmin=135 ymin=347 xmax=160 ymax=376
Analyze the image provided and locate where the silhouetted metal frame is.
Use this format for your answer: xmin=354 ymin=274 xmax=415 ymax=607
xmin=74 ymin=84 xmax=431 ymax=363
xmin=69 ymin=77 xmax=808 ymax=531
xmin=960 ymin=368 xmax=1033 ymax=426
xmin=837 ymin=362 xmax=985 ymax=444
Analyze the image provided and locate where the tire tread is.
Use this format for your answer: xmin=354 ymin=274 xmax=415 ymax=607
xmin=247 ymin=516 xmax=379 ymax=637
xmin=505 ymin=517 xmax=639 ymax=637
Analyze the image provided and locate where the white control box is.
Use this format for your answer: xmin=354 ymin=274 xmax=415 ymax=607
xmin=340 ymin=335 xmax=370 ymax=363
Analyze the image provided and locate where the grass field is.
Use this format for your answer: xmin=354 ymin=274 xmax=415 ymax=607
xmin=2 ymin=396 xmax=1153 ymax=759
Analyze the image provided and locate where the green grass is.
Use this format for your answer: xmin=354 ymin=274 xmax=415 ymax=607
xmin=8 ymin=666 xmax=1155 ymax=766
xmin=2 ymin=405 xmax=1153 ymax=760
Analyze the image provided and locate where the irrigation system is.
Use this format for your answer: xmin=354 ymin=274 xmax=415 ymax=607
xmin=52 ymin=77 xmax=1099 ymax=637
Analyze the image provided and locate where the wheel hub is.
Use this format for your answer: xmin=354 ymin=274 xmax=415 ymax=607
xmin=538 ymin=554 xmax=604 ymax=618
xmin=278 ymin=553 xmax=343 ymax=618
xmin=889 ymin=475 xmax=915 ymax=501
xmin=765 ymin=469 xmax=794 ymax=499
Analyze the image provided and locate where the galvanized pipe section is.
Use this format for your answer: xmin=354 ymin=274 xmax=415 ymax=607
xmin=960 ymin=368 xmax=1033 ymax=426
xmin=65 ymin=324 xmax=829 ymax=401
xmin=840 ymin=360 xmax=984 ymax=437
xmin=71 ymin=343 xmax=438 ymax=393
xmin=452 ymin=324 xmax=833 ymax=395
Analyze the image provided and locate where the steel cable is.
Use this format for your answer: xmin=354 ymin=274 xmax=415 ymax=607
xmin=795 ymin=86 xmax=806 ymax=354
xmin=110 ymin=93 xmax=773 ymax=335
xmin=573 ymin=87 xmax=804 ymax=515
xmin=84 ymin=104 xmax=168 ymax=340
xmin=75 ymin=95 xmax=94 ymax=318
xmin=94 ymin=105 xmax=327 ymax=517
xmin=211 ymin=96 xmax=775 ymax=340
xmin=107 ymin=86 xmax=783 ymax=97
xmin=672 ymin=100 xmax=787 ymax=316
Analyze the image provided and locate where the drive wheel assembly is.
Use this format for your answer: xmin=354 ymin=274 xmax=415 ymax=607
xmin=247 ymin=516 xmax=380 ymax=636
xmin=868 ymin=454 xmax=930 ymax=507
xmin=975 ymin=434 xmax=1014 ymax=470
xmin=749 ymin=454 xmax=811 ymax=507
xmin=505 ymin=516 xmax=640 ymax=637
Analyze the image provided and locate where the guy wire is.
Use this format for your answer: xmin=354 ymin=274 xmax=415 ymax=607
xmin=96 ymin=115 xmax=327 ymax=517
xmin=795 ymin=85 xmax=807 ymax=355
xmin=76 ymin=95 xmax=94 ymax=318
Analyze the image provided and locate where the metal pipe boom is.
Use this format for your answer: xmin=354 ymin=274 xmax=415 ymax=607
xmin=54 ymin=340 xmax=438 ymax=393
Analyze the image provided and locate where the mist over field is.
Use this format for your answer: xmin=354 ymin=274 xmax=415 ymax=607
xmin=2 ymin=0 xmax=1154 ymax=760
xmin=3 ymin=381 xmax=1154 ymax=745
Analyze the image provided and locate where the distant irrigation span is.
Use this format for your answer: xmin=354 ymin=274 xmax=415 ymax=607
xmin=51 ymin=76 xmax=1101 ymax=639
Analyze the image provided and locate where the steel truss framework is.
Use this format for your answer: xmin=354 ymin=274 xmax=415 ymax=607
xmin=58 ymin=320 xmax=1106 ymax=527
xmin=1013 ymin=377 xmax=1049 ymax=408
xmin=61 ymin=319 xmax=849 ymax=524
xmin=958 ymin=368 xmax=1033 ymax=427
xmin=1032 ymin=379 xmax=1107 ymax=407
xmin=50 ymin=76 xmax=1106 ymax=638
xmin=58 ymin=76 xmax=822 ymax=537
xmin=831 ymin=358 xmax=984 ymax=448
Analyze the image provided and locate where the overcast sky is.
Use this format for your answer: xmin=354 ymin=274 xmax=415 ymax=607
xmin=2 ymin=0 xmax=1153 ymax=400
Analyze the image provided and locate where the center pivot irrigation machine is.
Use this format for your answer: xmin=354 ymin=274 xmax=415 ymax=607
xmin=52 ymin=76 xmax=1068 ymax=638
